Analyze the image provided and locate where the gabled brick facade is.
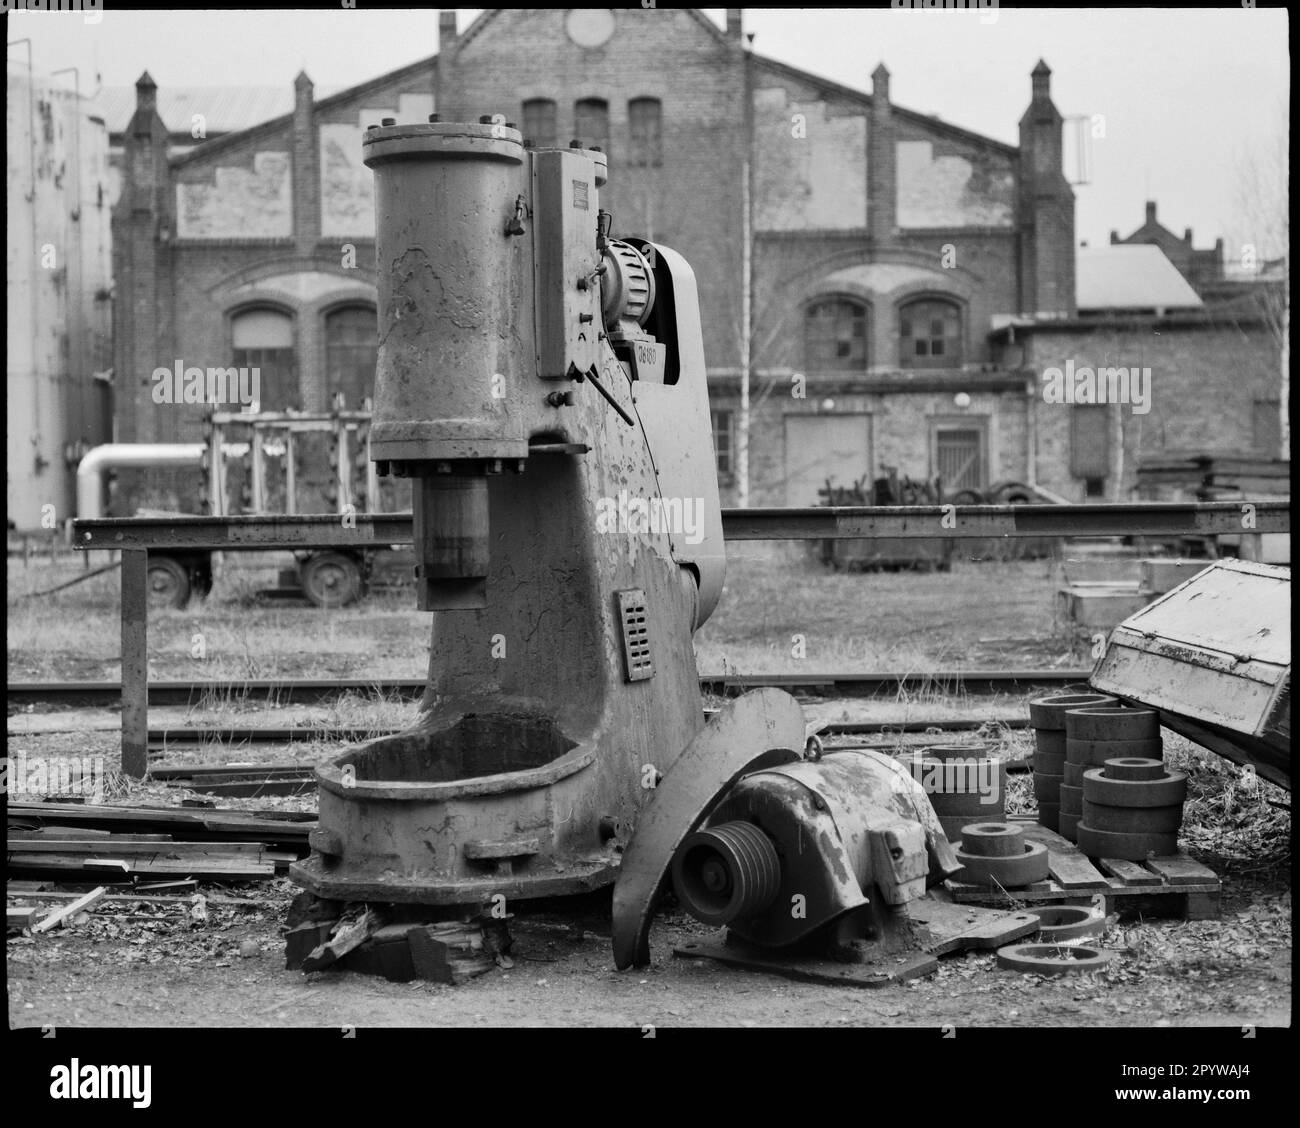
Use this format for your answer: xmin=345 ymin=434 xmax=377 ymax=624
xmin=123 ymin=8 xmax=1255 ymax=518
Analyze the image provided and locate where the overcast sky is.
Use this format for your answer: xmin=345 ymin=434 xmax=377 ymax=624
xmin=7 ymin=6 xmax=1289 ymax=256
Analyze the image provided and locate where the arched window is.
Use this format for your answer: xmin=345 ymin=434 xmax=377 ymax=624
xmin=522 ymin=98 xmax=557 ymax=148
xmin=325 ymin=306 xmax=377 ymax=409
xmin=232 ymin=307 xmax=295 ymax=410
xmin=900 ymin=298 xmax=962 ymax=368
xmin=574 ymin=97 xmax=609 ymax=151
xmin=805 ymin=298 xmax=867 ymax=372
xmin=628 ymin=97 xmax=662 ymax=167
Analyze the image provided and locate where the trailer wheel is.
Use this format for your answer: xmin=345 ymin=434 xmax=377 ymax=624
xmin=147 ymin=555 xmax=191 ymax=610
xmin=301 ymin=552 xmax=363 ymax=608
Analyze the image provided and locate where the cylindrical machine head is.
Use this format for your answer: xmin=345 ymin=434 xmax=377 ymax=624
xmin=363 ymin=120 xmax=531 ymax=464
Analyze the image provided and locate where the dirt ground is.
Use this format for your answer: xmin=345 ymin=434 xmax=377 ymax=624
xmin=8 ymin=874 xmax=1290 ymax=1029
xmin=7 ymin=552 xmax=1291 ymax=1028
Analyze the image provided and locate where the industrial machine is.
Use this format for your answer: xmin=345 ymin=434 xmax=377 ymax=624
xmin=289 ymin=117 xmax=972 ymax=977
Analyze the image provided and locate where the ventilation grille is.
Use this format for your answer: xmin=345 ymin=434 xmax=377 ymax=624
xmin=616 ymin=589 xmax=654 ymax=682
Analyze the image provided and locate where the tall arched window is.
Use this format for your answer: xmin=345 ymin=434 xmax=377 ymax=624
xmin=900 ymin=298 xmax=962 ymax=368
xmin=522 ymin=98 xmax=557 ymax=148
xmin=232 ymin=307 xmax=296 ymax=410
xmin=805 ymin=298 xmax=867 ymax=372
xmin=574 ymin=97 xmax=609 ymax=151
xmin=325 ymin=305 xmax=377 ymax=409
xmin=628 ymin=97 xmax=662 ymax=167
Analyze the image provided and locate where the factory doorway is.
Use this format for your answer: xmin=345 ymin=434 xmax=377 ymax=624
xmin=784 ymin=413 xmax=871 ymax=505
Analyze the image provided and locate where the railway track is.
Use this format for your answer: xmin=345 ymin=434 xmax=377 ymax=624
xmin=8 ymin=669 xmax=1090 ymax=710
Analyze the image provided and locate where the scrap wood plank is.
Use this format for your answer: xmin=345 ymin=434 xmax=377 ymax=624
xmin=8 ymin=829 xmax=174 ymax=842
xmin=7 ymin=853 xmax=275 ymax=879
xmin=1017 ymin=821 xmax=1110 ymax=889
xmin=6 ymin=839 xmax=266 ymax=856
xmin=177 ymin=779 xmax=314 ymax=798
xmin=30 ymin=886 xmax=107 ymax=933
xmin=8 ymin=889 xmax=259 ymax=908
xmin=1145 ymin=855 xmax=1220 ymax=886
xmin=150 ymin=763 xmax=313 ymax=780
xmin=1097 ymin=858 xmax=1163 ymax=886
xmin=302 ymin=908 xmax=381 ymax=972
xmin=8 ymin=906 xmax=42 ymax=930
xmin=6 ymin=802 xmax=314 ymax=846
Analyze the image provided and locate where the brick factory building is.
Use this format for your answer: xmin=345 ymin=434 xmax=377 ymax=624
xmin=105 ymin=7 xmax=1285 ymax=517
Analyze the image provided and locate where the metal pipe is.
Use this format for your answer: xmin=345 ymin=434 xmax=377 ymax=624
xmin=76 ymin=443 xmax=206 ymax=519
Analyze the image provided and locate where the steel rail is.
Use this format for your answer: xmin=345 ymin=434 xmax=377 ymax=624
xmin=7 ymin=670 xmax=1091 ymax=709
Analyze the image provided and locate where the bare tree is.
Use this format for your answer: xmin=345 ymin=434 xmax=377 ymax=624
xmin=1229 ymin=96 xmax=1289 ymax=459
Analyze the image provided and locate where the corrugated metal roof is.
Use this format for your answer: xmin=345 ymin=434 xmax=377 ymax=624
xmin=1077 ymin=244 xmax=1204 ymax=311
xmin=96 ymin=86 xmax=340 ymax=136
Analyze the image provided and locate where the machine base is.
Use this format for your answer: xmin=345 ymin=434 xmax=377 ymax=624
xmin=671 ymin=898 xmax=1040 ymax=988
xmin=290 ymin=853 xmax=619 ymax=906
xmin=673 ymin=940 xmax=939 ymax=988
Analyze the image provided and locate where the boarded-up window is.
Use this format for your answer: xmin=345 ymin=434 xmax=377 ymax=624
xmin=1253 ymin=399 xmax=1282 ymax=456
xmin=574 ymin=98 xmax=609 ymax=151
xmin=900 ymin=299 xmax=962 ymax=368
xmin=232 ymin=308 xmax=295 ymax=411
xmin=934 ymin=425 xmax=985 ymax=491
xmin=805 ymin=298 xmax=867 ymax=372
xmin=522 ymin=98 xmax=557 ymax=148
xmin=326 ymin=306 xmax=377 ymax=409
xmin=629 ymin=97 xmax=662 ymax=167
xmin=711 ymin=409 xmax=734 ymax=482
xmin=1071 ymin=405 xmax=1109 ymax=479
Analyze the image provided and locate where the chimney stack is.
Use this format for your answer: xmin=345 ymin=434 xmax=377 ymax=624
xmin=440 ymin=10 xmax=458 ymax=53
xmin=868 ymin=63 xmax=895 ymax=244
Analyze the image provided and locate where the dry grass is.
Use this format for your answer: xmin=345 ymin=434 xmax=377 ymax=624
xmin=8 ymin=547 xmax=1082 ymax=682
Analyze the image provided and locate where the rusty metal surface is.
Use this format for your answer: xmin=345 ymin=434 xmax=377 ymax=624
xmin=673 ymin=750 xmax=961 ymax=950
xmin=1092 ymin=559 xmax=1290 ymax=785
xmin=72 ymin=500 xmax=1290 ymax=550
xmin=120 ymin=550 xmax=148 ymax=778
xmin=611 ymin=688 xmax=806 ymax=970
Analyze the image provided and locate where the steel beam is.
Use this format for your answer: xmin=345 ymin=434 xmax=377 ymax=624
xmin=73 ymin=501 xmax=1290 ymax=550
xmin=720 ymin=502 xmax=1290 ymax=540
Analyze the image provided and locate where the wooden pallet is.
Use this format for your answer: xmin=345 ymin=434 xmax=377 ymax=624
xmin=944 ymin=818 xmax=1221 ymax=920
